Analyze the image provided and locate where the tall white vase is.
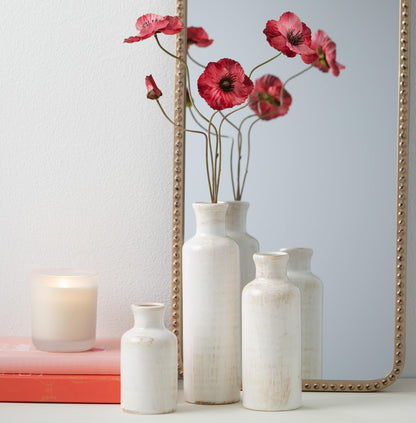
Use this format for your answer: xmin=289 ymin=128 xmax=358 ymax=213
xmin=226 ymin=201 xmax=259 ymax=291
xmin=242 ymin=252 xmax=301 ymax=411
xmin=121 ymin=303 xmax=177 ymax=414
xmin=281 ymin=247 xmax=323 ymax=379
xmin=183 ymin=202 xmax=240 ymax=405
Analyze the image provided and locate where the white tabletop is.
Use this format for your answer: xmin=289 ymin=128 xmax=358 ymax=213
xmin=1 ymin=378 xmax=415 ymax=423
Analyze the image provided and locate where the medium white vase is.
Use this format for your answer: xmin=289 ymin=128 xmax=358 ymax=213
xmin=183 ymin=202 xmax=240 ymax=404
xmin=121 ymin=303 xmax=177 ymax=414
xmin=281 ymin=247 xmax=323 ymax=379
xmin=225 ymin=201 xmax=259 ymax=291
xmin=242 ymin=252 xmax=301 ymax=411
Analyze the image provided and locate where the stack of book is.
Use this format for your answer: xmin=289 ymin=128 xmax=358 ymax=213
xmin=0 ymin=337 xmax=120 ymax=403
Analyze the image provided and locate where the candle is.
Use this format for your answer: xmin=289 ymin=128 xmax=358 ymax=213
xmin=31 ymin=270 xmax=98 ymax=352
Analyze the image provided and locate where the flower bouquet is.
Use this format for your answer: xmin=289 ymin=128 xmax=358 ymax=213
xmin=125 ymin=11 xmax=344 ymax=202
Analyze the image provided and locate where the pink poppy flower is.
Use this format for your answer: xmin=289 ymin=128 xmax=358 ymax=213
xmin=264 ymin=12 xmax=314 ymax=57
xmin=249 ymin=75 xmax=292 ymax=120
xmin=124 ymin=13 xmax=183 ymax=43
xmin=161 ymin=16 xmax=184 ymax=35
xmin=197 ymin=58 xmax=254 ymax=111
xmin=301 ymin=30 xmax=345 ymax=76
xmin=145 ymin=75 xmax=162 ymax=100
xmin=187 ymin=26 xmax=213 ymax=48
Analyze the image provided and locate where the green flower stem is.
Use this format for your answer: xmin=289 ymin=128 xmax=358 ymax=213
xmin=218 ymin=101 xmax=251 ymax=201
xmin=187 ymin=51 xmax=205 ymax=68
xmin=240 ymin=117 xmax=260 ymax=199
xmin=189 ymin=106 xmax=216 ymax=198
xmin=221 ymin=111 xmax=243 ymax=199
xmin=230 ymin=137 xmax=236 ymax=200
xmin=189 ymin=107 xmax=233 ymax=139
xmin=209 ymin=110 xmax=220 ymax=202
xmin=154 ymin=33 xmax=218 ymax=201
xmin=227 ymin=114 xmax=255 ymax=200
xmin=248 ymin=52 xmax=282 ymax=78
xmin=156 ymin=99 xmax=213 ymax=200
xmin=236 ymin=114 xmax=254 ymax=200
xmin=277 ymin=60 xmax=318 ymax=114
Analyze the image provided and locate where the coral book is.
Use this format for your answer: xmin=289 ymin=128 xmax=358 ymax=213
xmin=0 ymin=338 xmax=121 ymax=403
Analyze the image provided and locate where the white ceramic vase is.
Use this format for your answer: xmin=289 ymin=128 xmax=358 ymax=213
xmin=242 ymin=252 xmax=301 ymax=411
xmin=121 ymin=303 xmax=177 ymax=414
xmin=281 ymin=247 xmax=323 ymax=379
xmin=183 ymin=202 xmax=240 ymax=404
xmin=226 ymin=201 xmax=259 ymax=291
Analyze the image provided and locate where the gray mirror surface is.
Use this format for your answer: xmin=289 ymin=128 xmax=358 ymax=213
xmin=184 ymin=0 xmax=399 ymax=380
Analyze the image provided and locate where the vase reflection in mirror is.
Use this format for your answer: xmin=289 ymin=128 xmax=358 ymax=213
xmin=242 ymin=252 xmax=301 ymax=411
xmin=226 ymin=200 xmax=259 ymax=381
xmin=281 ymin=247 xmax=323 ymax=379
xmin=226 ymin=201 xmax=259 ymax=289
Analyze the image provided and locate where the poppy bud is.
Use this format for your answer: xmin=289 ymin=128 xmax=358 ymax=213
xmin=145 ymin=75 xmax=162 ymax=100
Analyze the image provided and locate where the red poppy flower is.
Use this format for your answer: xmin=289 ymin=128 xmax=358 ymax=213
xmin=249 ymin=75 xmax=292 ymax=120
xmin=145 ymin=75 xmax=162 ymax=100
xmin=301 ymin=30 xmax=345 ymax=76
xmin=187 ymin=26 xmax=213 ymax=49
xmin=264 ymin=12 xmax=314 ymax=57
xmin=197 ymin=58 xmax=254 ymax=111
xmin=124 ymin=13 xmax=183 ymax=43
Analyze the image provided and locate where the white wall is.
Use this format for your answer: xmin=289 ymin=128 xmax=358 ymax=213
xmin=0 ymin=0 xmax=176 ymax=337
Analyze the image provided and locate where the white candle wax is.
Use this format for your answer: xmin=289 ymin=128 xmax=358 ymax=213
xmin=31 ymin=270 xmax=98 ymax=352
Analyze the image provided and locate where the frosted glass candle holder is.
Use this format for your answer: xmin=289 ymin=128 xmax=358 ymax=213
xmin=31 ymin=270 xmax=98 ymax=352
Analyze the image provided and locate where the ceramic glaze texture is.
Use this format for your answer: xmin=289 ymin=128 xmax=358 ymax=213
xmin=183 ymin=202 xmax=240 ymax=404
xmin=281 ymin=247 xmax=323 ymax=379
xmin=120 ymin=303 xmax=177 ymax=414
xmin=242 ymin=252 xmax=301 ymax=411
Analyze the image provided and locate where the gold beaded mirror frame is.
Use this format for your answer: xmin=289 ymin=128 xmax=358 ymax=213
xmin=170 ymin=0 xmax=410 ymax=391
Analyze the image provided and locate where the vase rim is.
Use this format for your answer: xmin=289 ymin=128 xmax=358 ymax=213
xmin=280 ymin=247 xmax=313 ymax=254
xmin=226 ymin=200 xmax=249 ymax=205
xmin=193 ymin=201 xmax=226 ymax=206
xmin=131 ymin=303 xmax=165 ymax=310
xmin=254 ymin=251 xmax=288 ymax=258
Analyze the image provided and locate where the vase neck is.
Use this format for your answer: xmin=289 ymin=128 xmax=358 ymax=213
xmin=280 ymin=248 xmax=313 ymax=271
xmin=131 ymin=303 xmax=165 ymax=329
xmin=193 ymin=202 xmax=228 ymax=236
xmin=254 ymin=252 xmax=289 ymax=280
xmin=226 ymin=201 xmax=249 ymax=232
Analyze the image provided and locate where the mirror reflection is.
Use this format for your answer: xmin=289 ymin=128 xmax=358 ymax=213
xmin=184 ymin=0 xmax=399 ymax=380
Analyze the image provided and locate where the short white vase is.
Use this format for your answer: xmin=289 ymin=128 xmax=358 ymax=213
xmin=281 ymin=247 xmax=323 ymax=379
xmin=242 ymin=252 xmax=301 ymax=411
xmin=121 ymin=303 xmax=177 ymax=414
xmin=183 ymin=202 xmax=240 ymax=404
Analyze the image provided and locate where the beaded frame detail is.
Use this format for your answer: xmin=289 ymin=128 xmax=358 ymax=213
xmin=171 ymin=0 xmax=410 ymax=390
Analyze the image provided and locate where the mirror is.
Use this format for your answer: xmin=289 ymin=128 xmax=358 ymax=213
xmin=171 ymin=0 xmax=409 ymax=391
